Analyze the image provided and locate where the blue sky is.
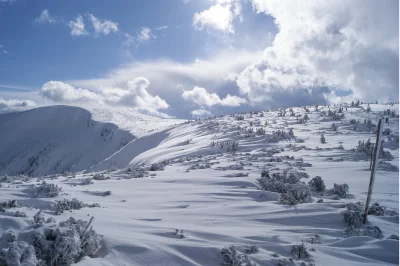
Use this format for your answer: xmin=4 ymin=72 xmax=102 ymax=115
xmin=0 ymin=0 xmax=398 ymax=118
xmin=0 ymin=0 xmax=274 ymax=89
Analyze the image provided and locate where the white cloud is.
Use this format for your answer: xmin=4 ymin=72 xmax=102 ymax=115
xmin=156 ymin=26 xmax=168 ymax=30
xmin=191 ymin=109 xmax=213 ymax=118
xmin=40 ymin=81 xmax=100 ymax=102
xmin=0 ymin=98 xmax=36 ymax=111
xmin=67 ymin=49 xmax=262 ymax=117
xmin=138 ymin=27 xmax=155 ymax=41
xmin=236 ymin=0 xmax=399 ymax=105
xmin=122 ymin=33 xmax=136 ymax=47
xmin=88 ymin=13 xmax=118 ymax=36
xmin=34 ymin=9 xmax=56 ymax=24
xmin=39 ymin=79 xmax=169 ymax=118
xmin=182 ymin=86 xmax=246 ymax=107
xmin=193 ymin=0 xmax=242 ymax=33
xmin=101 ymin=77 xmax=169 ymax=116
xmin=68 ymin=15 xmax=88 ymax=36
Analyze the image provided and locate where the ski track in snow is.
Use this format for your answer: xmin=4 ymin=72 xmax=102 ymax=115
xmin=0 ymin=103 xmax=398 ymax=265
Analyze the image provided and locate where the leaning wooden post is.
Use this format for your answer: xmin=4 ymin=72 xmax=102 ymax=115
xmin=363 ymin=119 xmax=383 ymax=224
xmin=81 ymin=216 xmax=94 ymax=238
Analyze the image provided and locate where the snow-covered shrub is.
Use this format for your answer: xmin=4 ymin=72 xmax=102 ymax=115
xmin=14 ymin=211 xmax=27 ymax=218
xmin=258 ymin=170 xmax=311 ymax=205
xmin=382 ymin=128 xmax=392 ymax=135
xmin=256 ymin=128 xmax=266 ymax=136
xmin=0 ymin=200 xmax=19 ymax=212
xmin=320 ymin=133 xmax=326 ymax=144
xmin=0 ymin=175 xmax=30 ymax=184
xmin=54 ymin=198 xmax=98 ymax=215
xmin=220 ymin=245 xmax=253 ymax=266
xmin=33 ymin=210 xmax=45 ymax=225
xmin=282 ymin=183 xmax=312 ymax=205
xmin=291 ymin=244 xmax=309 ymax=259
xmin=362 ymin=226 xmax=383 ymax=238
xmin=149 ymin=162 xmax=165 ymax=171
xmin=308 ymin=176 xmax=325 ymax=193
xmin=0 ymin=240 xmax=38 ymax=266
xmin=327 ymin=183 xmax=349 ymax=198
xmin=316 ymin=199 xmax=323 ymax=203
xmin=368 ymin=202 xmax=385 ymax=216
xmin=81 ymin=178 xmax=94 ymax=185
xmin=93 ymin=173 xmax=110 ymax=180
xmin=102 ymin=191 xmax=112 ymax=196
xmin=35 ymin=181 xmax=62 ymax=198
xmin=244 ymin=245 xmax=259 ymax=254
xmin=227 ymin=141 xmax=239 ymax=152
xmin=278 ymin=193 xmax=298 ymax=205
xmin=342 ymin=202 xmax=363 ymax=228
xmin=31 ymin=217 xmax=102 ymax=265
xmin=55 ymin=198 xmax=84 ymax=214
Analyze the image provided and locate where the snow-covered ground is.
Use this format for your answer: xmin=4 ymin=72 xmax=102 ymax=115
xmin=0 ymin=103 xmax=398 ymax=265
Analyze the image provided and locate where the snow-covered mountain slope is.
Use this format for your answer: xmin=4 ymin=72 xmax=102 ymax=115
xmin=0 ymin=105 xmax=184 ymax=176
xmin=0 ymin=106 xmax=134 ymax=176
xmin=0 ymin=103 xmax=398 ymax=266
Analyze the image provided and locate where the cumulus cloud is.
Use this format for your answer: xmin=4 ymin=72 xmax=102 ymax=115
xmin=191 ymin=109 xmax=213 ymax=118
xmin=68 ymin=15 xmax=88 ymax=36
xmin=40 ymin=81 xmax=101 ymax=102
xmin=193 ymin=0 xmax=242 ymax=33
xmin=138 ymin=27 xmax=155 ymax=41
xmin=39 ymin=79 xmax=169 ymax=118
xmin=88 ymin=13 xmax=118 ymax=36
xmin=34 ymin=9 xmax=56 ymax=24
xmin=101 ymin=77 xmax=169 ymax=116
xmin=67 ymin=49 xmax=262 ymax=117
xmin=182 ymin=86 xmax=246 ymax=107
xmin=236 ymin=0 xmax=399 ymax=105
xmin=0 ymin=98 xmax=36 ymax=111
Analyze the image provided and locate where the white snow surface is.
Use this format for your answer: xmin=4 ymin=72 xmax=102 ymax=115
xmin=0 ymin=103 xmax=398 ymax=265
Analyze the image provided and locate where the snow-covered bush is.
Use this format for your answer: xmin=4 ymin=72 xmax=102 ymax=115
xmin=368 ymin=202 xmax=385 ymax=216
xmin=93 ymin=173 xmax=110 ymax=180
xmin=278 ymin=193 xmax=298 ymax=205
xmin=149 ymin=162 xmax=165 ymax=171
xmin=35 ymin=181 xmax=62 ymax=198
xmin=0 ymin=240 xmax=37 ymax=266
xmin=220 ymin=245 xmax=253 ymax=266
xmin=342 ymin=202 xmax=363 ymax=228
xmin=33 ymin=210 xmax=46 ymax=225
xmin=291 ymin=244 xmax=309 ymax=259
xmin=244 ymin=245 xmax=259 ymax=254
xmin=81 ymin=178 xmax=94 ymax=185
xmin=30 ymin=217 xmax=102 ymax=265
xmin=55 ymin=198 xmax=99 ymax=215
xmin=308 ymin=176 xmax=325 ymax=193
xmin=0 ymin=175 xmax=31 ymax=184
xmin=0 ymin=200 xmax=19 ymax=212
xmin=327 ymin=183 xmax=349 ymax=198
xmin=382 ymin=128 xmax=392 ymax=135
xmin=14 ymin=211 xmax=27 ymax=218
xmin=265 ymin=130 xmax=294 ymax=143
xmin=258 ymin=171 xmax=311 ymax=205
xmin=320 ymin=133 xmax=326 ymax=144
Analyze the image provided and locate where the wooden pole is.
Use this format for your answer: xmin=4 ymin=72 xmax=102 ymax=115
xmin=81 ymin=216 xmax=94 ymax=238
xmin=363 ymin=119 xmax=383 ymax=224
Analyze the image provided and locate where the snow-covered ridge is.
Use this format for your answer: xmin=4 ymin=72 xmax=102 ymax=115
xmin=0 ymin=105 xmax=136 ymax=176
xmin=0 ymin=105 xmax=185 ymax=176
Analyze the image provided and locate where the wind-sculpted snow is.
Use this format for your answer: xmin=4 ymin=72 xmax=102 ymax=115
xmin=0 ymin=103 xmax=398 ymax=265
